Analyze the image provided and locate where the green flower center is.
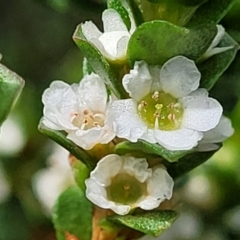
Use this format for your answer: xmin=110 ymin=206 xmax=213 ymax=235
xmin=106 ymin=173 xmax=147 ymax=205
xmin=137 ymin=91 xmax=183 ymax=130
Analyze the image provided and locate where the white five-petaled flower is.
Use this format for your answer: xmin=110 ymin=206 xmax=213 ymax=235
xmin=108 ymin=56 xmax=223 ymax=151
xmin=42 ymin=73 xmax=115 ymax=150
xmin=82 ymin=9 xmax=132 ymax=61
xmin=197 ymin=115 xmax=234 ymax=152
xmin=85 ymin=154 xmax=173 ymax=215
xmin=202 ymin=25 xmax=233 ymax=60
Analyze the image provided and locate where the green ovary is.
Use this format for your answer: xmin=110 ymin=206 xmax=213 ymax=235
xmin=106 ymin=173 xmax=147 ymax=205
xmin=138 ymin=91 xmax=183 ymax=130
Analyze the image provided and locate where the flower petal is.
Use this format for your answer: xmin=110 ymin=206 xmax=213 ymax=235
xmin=122 ymin=157 xmax=152 ymax=182
xmin=149 ymin=65 xmax=162 ymax=92
xmin=42 ymin=81 xmax=77 ymax=130
xmin=202 ymin=25 xmax=233 ymax=59
xmin=153 ymin=128 xmax=203 ymax=151
xmin=160 ymin=56 xmax=201 ymax=98
xmin=116 ymin=35 xmax=130 ymax=59
xmin=81 ymin=21 xmax=102 ymax=40
xmin=108 ymin=99 xmax=147 ymax=142
xmin=102 ymin=9 xmax=128 ymax=32
xmin=209 ymin=25 xmax=225 ymax=50
xmin=98 ymin=31 xmax=130 ymax=59
xmin=43 ymin=108 xmax=76 ymax=130
xmin=67 ymin=126 xmax=115 ymax=150
xmin=111 ymin=204 xmax=131 ymax=215
xmin=139 ymin=165 xmax=173 ymax=210
xmin=141 ymin=129 xmax=157 ymax=144
xmin=85 ymin=178 xmax=114 ymax=208
xmin=88 ymin=38 xmax=111 ymax=59
xmin=90 ymin=154 xmax=123 ymax=186
xmin=42 ymin=81 xmax=76 ymax=108
xmin=181 ymin=95 xmax=223 ymax=132
xmin=188 ymin=88 xmax=209 ymax=98
xmin=78 ymin=73 xmax=107 ymax=113
xmin=122 ymin=61 xmax=152 ymax=101
xmin=200 ymin=116 xmax=234 ymax=144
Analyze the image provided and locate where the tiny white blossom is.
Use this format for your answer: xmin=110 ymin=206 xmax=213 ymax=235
xmin=108 ymin=56 xmax=223 ymax=151
xmin=85 ymin=154 xmax=173 ymax=215
xmin=82 ymin=9 xmax=132 ymax=61
xmin=33 ymin=145 xmax=75 ymax=214
xmin=202 ymin=25 xmax=233 ymax=60
xmin=42 ymin=73 xmax=115 ymax=150
xmin=198 ymin=116 xmax=234 ymax=151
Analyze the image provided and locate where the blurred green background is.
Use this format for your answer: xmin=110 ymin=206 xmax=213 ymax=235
xmin=0 ymin=0 xmax=240 ymax=239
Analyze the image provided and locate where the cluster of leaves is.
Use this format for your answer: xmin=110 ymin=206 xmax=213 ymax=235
xmin=36 ymin=0 xmax=239 ymax=239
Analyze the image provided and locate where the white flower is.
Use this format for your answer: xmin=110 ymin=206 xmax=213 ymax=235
xmin=33 ymin=145 xmax=75 ymax=214
xmin=197 ymin=116 xmax=234 ymax=151
xmin=42 ymin=73 xmax=115 ymax=150
xmin=108 ymin=56 xmax=223 ymax=151
xmin=0 ymin=115 xmax=26 ymax=155
xmin=85 ymin=154 xmax=173 ymax=215
xmin=202 ymin=25 xmax=233 ymax=60
xmin=82 ymin=9 xmax=132 ymax=61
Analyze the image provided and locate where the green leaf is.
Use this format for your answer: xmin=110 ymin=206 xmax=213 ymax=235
xmin=73 ymin=25 xmax=126 ymax=99
xmin=199 ymin=33 xmax=239 ymax=90
xmin=126 ymin=0 xmax=144 ymax=27
xmin=147 ymin=0 xmax=206 ymax=6
xmin=0 ymin=63 xmax=24 ymax=126
xmin=53 ymin=186 xmax=93 ymax=240
xmin=167 ymin=146 xmax=221 ymax=179
xmin=70 ymin=156 xmax=90 ymax=191
xmin=115 ymin=140 xmax=194 ymax=162
xmin=38 ymin=119 xmax=96 ymax=169
xmin=82 ymin=57 xmax=93 ymax=76
xmin=187 ymin=0 xmax=234 ymax=27
xmin=127 ymin=21 xmax=217 ymax=66
xmin=178 ymin=0 xmax=207 ymax=7
xmin=107 ymin=210 xmax=179 ymax=237
xmin=108 ymin=0 xmax=131 ymax=30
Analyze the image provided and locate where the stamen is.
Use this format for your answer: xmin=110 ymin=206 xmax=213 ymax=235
xmin=152 ymin=91 xmax=159 ymax=101
xmin=174 ymin=103 xmax=181 ymax=108
xmin=138 ymin=101 xmax=147 ymax=111
xmin=93 ymin=122 xmax=100 ymax=127
xmin=168 ymin=113 xmax=176 ymax=121
xmin=70 ymin=112 xmax=78 ymax=122
xmin=83 ymin=109 xmax=89 ymax=115
xmin=154 ymin=117 xmax=159 ymax=129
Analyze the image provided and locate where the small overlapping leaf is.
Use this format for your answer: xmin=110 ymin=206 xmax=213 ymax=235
xmin=69 ymin=155 xmax=90 ymax=191
xmin=38 ymin=120 xmax=96 ymax=169
xmin=199 ymin=33 xmax=239 ymax=90
xmin=167 ymin=145 xmax=221 ymax=179
xmin=127 ymin=21 xmax=217 ymax=66
xmin=107 ymin=210 xmax=179 ymax=237
xmin=126 ymin=0 xmax=144 ymax=27
xmin=115 ymin=140 xmax=194 ymax=162
xmin=53 ymin=186 xmax=93 ymax=240
xmin=82 ymin=58 xmax=93 ymax=76
xmin=0 ymin=63 xmax=24 ymax=126
xmin=73 ymin=26 xmax=126 ymax=98
xmin=108 ymin=0 xmax=131 ymax=30
xmin=187 ymin=0 xmax=234 ymax=27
